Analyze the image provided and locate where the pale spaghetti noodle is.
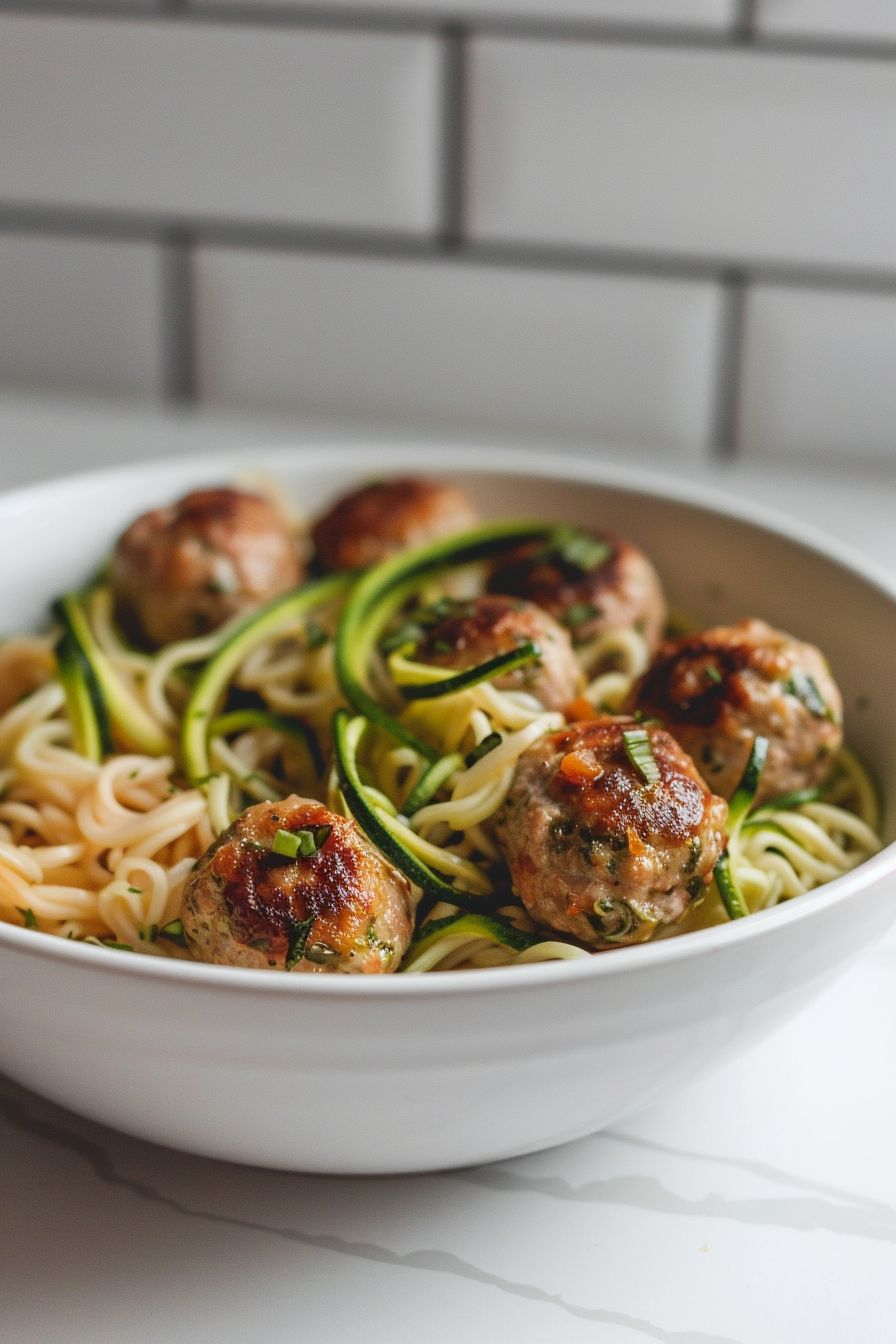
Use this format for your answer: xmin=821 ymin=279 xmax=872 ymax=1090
xmin=0 ymin=516 xmax=885 ymax=972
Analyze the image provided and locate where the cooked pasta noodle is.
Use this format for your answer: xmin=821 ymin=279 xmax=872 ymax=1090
xmin=0 ymin=493 xmax=886 ymax=976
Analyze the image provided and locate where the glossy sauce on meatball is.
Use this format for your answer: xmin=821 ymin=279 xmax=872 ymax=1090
xmin=495 ymin=716 xmax=727 ymax=949
xmin=182 ymin=797 xmax=414 ymax=973
xmin=112 ymin=487 xmax=302 ymax=647
xmin=629 ymin=618 xmax=843 ymax=802
xmin=414 ymin=594 xmax=584 ymax=711
xmin=488 ymin=532 xmax=666 ymax=651
xmin=312 ymin=477 xmax=478 ymax=572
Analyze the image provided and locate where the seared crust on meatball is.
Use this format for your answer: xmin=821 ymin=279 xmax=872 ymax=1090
xmin=112 ymin=487 xmax=302 ymax=647
xmin=495 ymin=716 xmax=727 ymax=949
xmin=312 ymin=477 xmax=478 ymax=572
xmin=487 ymin=533 xmax=666 ymax=651
xmin=415 ymin=594 xmax=584 ymax=711
xmin=182 ymin=797 xmax=414 ymax=973
xmin=629 ymin=618 xmax=843 ymax=802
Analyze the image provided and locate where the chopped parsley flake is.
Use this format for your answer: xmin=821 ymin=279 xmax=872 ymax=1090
xmin=272 ymin=825 xmax=332 ymax=859
xmin=305 ymin=619 xmax=329 ymax=651
xmin=622 ymin=728 xmax=660 ymax=786
xmin=284 ymin=914 xmax=315 ymax=971
xmin=556 ymin=533 xmax=612 ymax=572
xmin=563 ymin=602 xmax=599 ymax=630
xmin=786 ymin=671 xmax=834 ymax=720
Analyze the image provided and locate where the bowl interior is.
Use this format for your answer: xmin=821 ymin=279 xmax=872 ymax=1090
xmin=1 ymin=447 xmax=893 ymax=855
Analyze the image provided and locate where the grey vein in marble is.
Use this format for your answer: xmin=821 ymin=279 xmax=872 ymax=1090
xmin=1 ymin=1093 xmax=742 ymax=1344
xmin=606 ymin=1132 xmax=892 ymax=1217
xmin=454 ymin=1134 xmax=896 ymax=1245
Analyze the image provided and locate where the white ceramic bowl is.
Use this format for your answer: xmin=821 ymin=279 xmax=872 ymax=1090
xmin=1 ymin=446 xmax=894 ymax=1174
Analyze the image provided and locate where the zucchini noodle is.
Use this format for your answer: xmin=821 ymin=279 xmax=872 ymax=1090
xmin=358 ymin=648 xmax=567 ymax=928
xmin=0 ymin=575 xmax=348 ymax=948
xmin=681 ymin=750 xmax=882 ymax=934
xmin=0 ymin=504 xmax=887 ymax=977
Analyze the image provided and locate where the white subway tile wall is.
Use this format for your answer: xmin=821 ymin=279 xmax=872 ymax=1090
xmin=756 ymin=1 xmax=896 ymax=42
xmin=467 ymin=39 xmax=896 ymax=269
xmin=0 ymin=4 xmax=894 ymax=467
xmin=739 ymin=285 xmax=896 ymax=463
xmin=195 ymin=249 xmax=722 ymax=452
xmin=0 ymin=17 xmax=441 ymax=231
xmin=0 ymin=233 xmax=166 ymax=399
xmin=193 ymin=0 xmax=739 ymax=24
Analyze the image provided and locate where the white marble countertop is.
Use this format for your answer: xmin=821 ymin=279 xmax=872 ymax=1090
xmin=2 ymin=395 xmax=894 ymax=1344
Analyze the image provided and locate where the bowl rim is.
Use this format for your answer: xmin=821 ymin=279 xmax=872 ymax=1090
xmin=1 ymin=440 xmax=894 ymax=999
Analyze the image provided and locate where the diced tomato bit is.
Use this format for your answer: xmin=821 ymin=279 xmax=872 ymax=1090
xmin=558 ymin=751 xmax=603 ymax=783
xmin=565 ymin=695 xmax=597 ymax=723
xmin=626 ymin=827 xmax=648 ymax=857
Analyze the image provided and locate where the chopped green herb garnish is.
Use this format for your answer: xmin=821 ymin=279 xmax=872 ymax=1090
xmin=786 ymin=671 xmax=833 ymax=720
xmin=305 ymin=619 xmax=329 ymax=651
xmin=622 ymin=728 xmax=660 ymax=786
xmin=128 ymin=768 xmax=139 ymax=779
xmin=380 ymin=621 xmax=425 ymax=654
xmin=556 ymin=532 xmax=612 ymax=572
xmin=465 ymin=732 xmax=502 ymax=768
xmin=272 ymin=825 xmax=331 ymax=859
xmin=563 ymin=602 xmax=599 ymax=630
xmin=16 ymin=906 xmax=38 ymax=929
xmin=432 ymin=640 xmax=453 ymax=654
xmin=633 ymin=709 xmax=661 ymax=726
xmin=284 ymin=914 xmax=315 ymax=971
xmin=705 ymin=664 xmax=722 ymax=684
xmin=127 ymin=886 xmax=143 ymax=895
xmin=101 ymin=939 xmax=135 ymax=952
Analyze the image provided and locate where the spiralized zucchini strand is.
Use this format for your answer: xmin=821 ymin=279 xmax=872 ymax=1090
xmin=723 ymin=752 xmax=882 ymax=914
xmin=335 ymin=520 xmax=557 ymax=756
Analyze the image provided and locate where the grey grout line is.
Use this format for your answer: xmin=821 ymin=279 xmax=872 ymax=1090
xmin=3 ymin=206 xmax=896 ymax=296
xmin=0 ymin=1 xmax=166 ymax=16
xmin=437 ymin=22 xmax=467 ymax=249
xmin=159 ymin=229 xmax=197 ymax=404
xmin=708 ymin=274 xmax=748 ymax=461
xmin=731 ymin=0 xmax=757 ymax=43
xmin=4 ymin=2 xmax=896 ymax=63
xmin=452 ymin=241 xmax=896 ymax=297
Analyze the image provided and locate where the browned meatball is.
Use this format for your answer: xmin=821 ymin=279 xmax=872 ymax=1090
xmin=111 ymin=487 xmax=302 ymax=646
xmin=413 ymin=594 xmax=584 ymax=712
xmin=312 ymin=477 xmax=478 ymax=572
xmin=182 ymin=797 xmax=414 ymax=973
xmin=495 ymin=716 xmax=727 ymax=949
xmin=629 ymin=618 xmax=843 ymax=803
xmin=488 ymin=532 xmax=666 ymax=651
